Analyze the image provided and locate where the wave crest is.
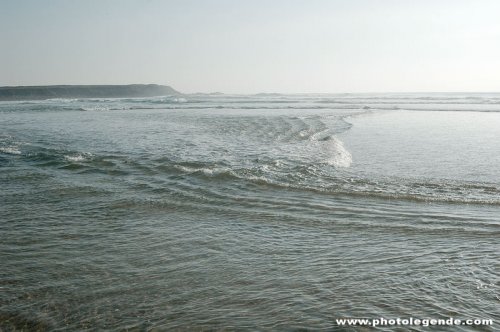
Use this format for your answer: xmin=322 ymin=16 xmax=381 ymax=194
xmin=325 ymin=137 xmax=352 ymax=167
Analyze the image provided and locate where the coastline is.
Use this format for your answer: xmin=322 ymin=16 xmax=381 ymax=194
xmin=0 ymin=84 xmax=179 ymax=101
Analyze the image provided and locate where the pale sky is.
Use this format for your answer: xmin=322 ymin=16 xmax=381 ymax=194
xmin=1 ymin=0 xmax=499 ymax=93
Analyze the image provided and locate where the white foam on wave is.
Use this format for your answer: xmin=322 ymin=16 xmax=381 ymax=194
xmin=153 ymin=97 xmax=188 ymax=104
xmin=64 ymin=153 xmax=92 ymax=162
xmin=79 ymin=106 xmax=110 ymax=112
xmin=0 ymin=146 xmax=21 ymax=155
xmin=175 ymin=165 xmax=233 ymax=176
xmin=325 ymin=137 xmax=352 ymax=167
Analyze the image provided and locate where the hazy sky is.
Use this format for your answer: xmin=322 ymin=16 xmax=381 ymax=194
xmin=1 ymin=0 xmax=499 ymax=93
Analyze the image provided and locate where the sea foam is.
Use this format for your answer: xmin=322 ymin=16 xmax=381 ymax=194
xmin=326 ymin=137 xmax=352 ymax=167
xmin=0 ymin=146 xmax=21 ymax=155
xmin=64 ymin=153 xmax=92 ymax=162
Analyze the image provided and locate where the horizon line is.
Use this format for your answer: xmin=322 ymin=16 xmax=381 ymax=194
xmin=0 ymin=84 xmax=499 ymax=95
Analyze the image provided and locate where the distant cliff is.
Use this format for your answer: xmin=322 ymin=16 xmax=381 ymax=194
xmin=0 ymin=84 xmax=180 ymax=101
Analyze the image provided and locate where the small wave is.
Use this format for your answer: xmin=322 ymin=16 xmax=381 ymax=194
xmin=0 ymin=146 xmax=21 ymax=155
xmin=78 ymin=106 xmax=110 ymax=112
xmin=148 ymin=97 xmax=188 ymax=104
xmin=64 ymin=152 xmax=93 ymax=162
xmin=174 ymin=164 xmax=235 ymax=178
xmin=325 ymin=137 xmax=352 ymax=167
xmin=46 ymin=98 xmax=79 ymax=102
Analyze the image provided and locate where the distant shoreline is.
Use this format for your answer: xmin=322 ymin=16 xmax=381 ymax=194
xmin=0 ymin=84 xmax=180 ymax=101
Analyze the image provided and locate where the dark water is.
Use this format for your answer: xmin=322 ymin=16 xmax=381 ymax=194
xmin=1 ymin=94 xmax=499 ymax=330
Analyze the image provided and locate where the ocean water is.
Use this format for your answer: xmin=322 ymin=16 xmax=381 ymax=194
xmin=0 ymin=93 xmax=499 ymax=330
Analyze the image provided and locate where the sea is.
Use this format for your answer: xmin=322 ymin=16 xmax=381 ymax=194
xmin=1 ymin=93 xmax=499 ymax=330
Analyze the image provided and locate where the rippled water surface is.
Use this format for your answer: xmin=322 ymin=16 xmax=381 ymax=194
xmin=1 ymin=94 xmax=499 ymax=330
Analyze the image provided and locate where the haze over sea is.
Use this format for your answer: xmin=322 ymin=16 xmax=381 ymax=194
xmin=1 ymin=93 xmax=499 ymax=330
